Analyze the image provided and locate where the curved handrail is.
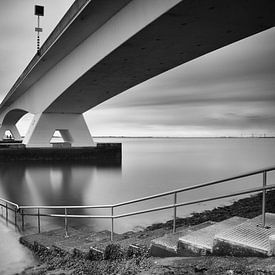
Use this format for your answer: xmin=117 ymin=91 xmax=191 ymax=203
xmin=0 ymin=197 xmax=19 ymax=209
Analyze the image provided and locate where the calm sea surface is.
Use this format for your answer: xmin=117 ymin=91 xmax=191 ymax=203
xmin=0 ymin=138 xmax=275 ymax=273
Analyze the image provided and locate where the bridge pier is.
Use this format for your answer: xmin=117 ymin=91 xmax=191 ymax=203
xmin=0 ymin=123 xmax=21 ymax=141
xmin=23 ymin=113 xmax=95 ymax=148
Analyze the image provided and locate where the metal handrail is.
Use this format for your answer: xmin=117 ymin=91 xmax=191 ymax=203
xmin=0 ymin=197 xmax=19 ymax=227
xmin=20 ymin=204 xmax=113 ymax=209
xmin=19 ymin=166 xmax=275 ymax=210
xmin=1 ymin=166 xmax=275 ymax=240
xmin=0 ymin=198 xmax=19 ymax=209
xmin=22 ymin=184 xmax=275 ymax=219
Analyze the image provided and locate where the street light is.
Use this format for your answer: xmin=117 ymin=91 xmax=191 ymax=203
xmin=34 ymin=5 xmax=44 ymax=55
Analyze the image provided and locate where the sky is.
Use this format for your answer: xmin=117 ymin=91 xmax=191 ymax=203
xmin=0 ymin=1 xmax=275 ymax=137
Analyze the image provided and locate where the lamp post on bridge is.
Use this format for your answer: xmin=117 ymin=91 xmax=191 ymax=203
xmin=34 ymin=5 xmax=44 ymax=56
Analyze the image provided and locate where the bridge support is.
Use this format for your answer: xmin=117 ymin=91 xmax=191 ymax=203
xmin=0 ymin=123 xmax=21 ymax=141
xmin=23 ymin=113 xmax=95 ymax=148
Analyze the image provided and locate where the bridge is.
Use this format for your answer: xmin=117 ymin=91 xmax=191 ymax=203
xmin=0 ymin=0 xmax=274 ymax=147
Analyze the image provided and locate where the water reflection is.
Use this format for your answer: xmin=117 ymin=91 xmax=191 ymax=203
xmin=0 ymin=138 xmax=275 ymax=234
xmin=0 ymin=161 xmax=122 ymax=232
xmin=1 ymin=138 xmax=274 ymax=274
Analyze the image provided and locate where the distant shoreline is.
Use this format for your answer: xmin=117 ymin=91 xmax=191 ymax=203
xmin=94 ymin=136 xmax=275 ymax=139
xmin=20 ymin=136 xmax=275 ymax=139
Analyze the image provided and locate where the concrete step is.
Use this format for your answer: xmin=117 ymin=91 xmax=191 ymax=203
xmin=54 ymin=230 xmax=121 ymax=258
xmin=149 ymin=221 xmax=215 ymax=257
xmin=20 ymin=227 xmax=121 ymax=259
xmin=213 ymin=213 xmax=275 ymax=257
xmin=89 ymin=227 xmax=168 ymax=260
xmin=177 ymin=216 xmax=248 ymax=256
xmin=20 ymin=226 xmax=171 ymax=261
xmin=20 ymin=227 xmax=81 ymax=250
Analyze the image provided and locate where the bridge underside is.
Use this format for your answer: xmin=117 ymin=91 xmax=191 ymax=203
xmin=46 ymin=0 xmax=275 ymax=113
xmin=0 ymin=0 xmax=275 ymax=147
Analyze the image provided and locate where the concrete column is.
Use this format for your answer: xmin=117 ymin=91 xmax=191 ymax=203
xmin=0 ymin=124 xmax=21 ymax=140
xmin=23 ymin=113 xmax=95 ymax=148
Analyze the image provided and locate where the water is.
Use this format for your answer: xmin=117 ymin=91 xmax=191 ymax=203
xmin=0 ymin=138 xmax=275 ymax=273
xmin=0 ymin=221 xmax=37 ymax=275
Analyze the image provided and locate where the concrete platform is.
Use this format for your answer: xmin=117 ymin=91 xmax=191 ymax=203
xmin=0 ymin=143 xmax=121 ymax=164
xmin=177 ymin=217 xmax=247 ymax=256
xmin=0 ymin=141 xmax=24 ymax=149
xmin=149 ymin=221 xmax=215 ymax=257
xmin=20 ymin=227 xmax=80 ymax=250
xmin=213 ymin=213 xmax=275 ymax=257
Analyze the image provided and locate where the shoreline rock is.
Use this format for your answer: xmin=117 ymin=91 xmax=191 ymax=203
xmin=146 ymin=190 xmax=274 ymax=231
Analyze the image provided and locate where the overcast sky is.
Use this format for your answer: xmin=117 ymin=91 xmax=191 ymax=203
xmin=1 ymin=1 xmax=275 ymax=137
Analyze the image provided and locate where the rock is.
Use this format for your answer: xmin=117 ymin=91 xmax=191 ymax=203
xmin=104 ymin=243 xmax=124 ymax=260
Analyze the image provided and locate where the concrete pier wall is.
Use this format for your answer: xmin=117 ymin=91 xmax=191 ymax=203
xmin=0 ymin=143 xmax=121 ymax=164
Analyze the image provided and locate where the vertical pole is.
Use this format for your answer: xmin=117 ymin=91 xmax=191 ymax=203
xmin=111 ymin=207 xmax=114 ymax=242
xmin=6 ymin=203 xmax=8 ymax=223
xmin=14 ymin=209 xmax=17 ymax=228
xmin=37 ymin=208 xmax=41 ymax=233
xmin=262 ymin=171 xmax=267 ymax=227
xmin=37 ymin=16 xmax=40 ymax=54
xmin=173 ymin=192 xmax=177 ymax=233
xmin=64 ymin=208 xmax=69 ymax=238
xmin=21 ymin=209 xmax=24 ymax=231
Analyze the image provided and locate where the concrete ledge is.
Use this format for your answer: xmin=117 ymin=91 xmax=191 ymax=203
xmin=269 ymin=235 xmax=275 ymax=256
xmin=150 ymin=244 xmax=178 ymax=258
xmin=177 ymin=217 xmax=247 ymax=256
xmin=150 ymin=221 xmax=215 ymax=258
xmin=0 ymin=142 xmax=121 ymax=164
xmin=213 ymin=214 xmax=275 ymax=257
xmin=213 ymin=238 xmax=269 ymax=257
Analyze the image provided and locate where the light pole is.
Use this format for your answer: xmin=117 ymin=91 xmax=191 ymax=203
xmin=34 ymin=5 xmax=44 ymax=55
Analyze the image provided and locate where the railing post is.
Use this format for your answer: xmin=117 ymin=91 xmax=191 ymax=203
xmin=37 ymin=208 xmax=41 ymax=233
xmin=14 ymin=208 xmax=17 ymax=228
xmin=173 ymin=192 xmax=177 ymax=233
xmin=111 ymin=207 xmax=114 ymax=242
xmin=262 ymin=171 xmax=267 ymax=228
xmin=21 ymin=209 xmax=24 ymax=231
xmin=6 ymin=203 xmax=8 ymax=223
xmin=64 ymin=208 xmax=69 ymax=238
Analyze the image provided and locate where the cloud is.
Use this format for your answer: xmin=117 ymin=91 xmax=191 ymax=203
xmin=84 ymin=27 xmax=275 ymax=136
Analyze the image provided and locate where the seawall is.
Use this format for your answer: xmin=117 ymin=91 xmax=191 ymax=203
xmin=0 ymin=143 xmax=121 ymax=165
